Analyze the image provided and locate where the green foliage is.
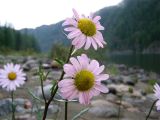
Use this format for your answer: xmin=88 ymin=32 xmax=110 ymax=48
xmin=106 ymin=64 xmax=120 ymax=75
xmin=145 ymin=85 xmax=154 ymax=94
xmin=128 ymin=87 xmax=133 ymax=93
xmin=148 ymin=79 xmax=157 ymax=86
xmin=49 ymin=42 xmax=69 ymax=62
xmin=0 ymin=25 xmax=40 ymax=53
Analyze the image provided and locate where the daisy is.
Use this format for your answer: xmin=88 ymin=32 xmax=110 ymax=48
xmin=0 ymin=63 xmax=26 ymax=91
xmin=153 ymin=83 xmax=160 ymax=110
xmin=63 ymin=9 xmax=106 ymax=50
xmin=58 ymin=54 xmax=109 ymax=105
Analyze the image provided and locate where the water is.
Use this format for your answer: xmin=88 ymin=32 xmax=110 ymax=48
xmin=108 ymin=54 xmax=160 ymax=73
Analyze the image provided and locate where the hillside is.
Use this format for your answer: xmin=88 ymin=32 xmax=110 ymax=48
xmin=21 ymin=0 xmax=160 ymax=53
xmin=20 ymin=22 xmax=68 ymax=52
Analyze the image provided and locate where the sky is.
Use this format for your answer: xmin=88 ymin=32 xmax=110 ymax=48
xmin=0 ymin=0 xmax=122 ymax=30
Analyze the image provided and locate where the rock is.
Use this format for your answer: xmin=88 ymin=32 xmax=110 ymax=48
xmin=89 ymin=100 xmax=118 ymax=118
xmin=108 ymin=87 xmax=117 ymax=95
xmin=30 ymin=76 xmax=39 ymax=81
xmin=106 ymin=94 xmax=118 ymax=101
xmin=41 ymin=104 xmax=60 ymax=114
xmin=146 ymin=94 xmax=157 ymax=101
xmin=42 ymin=63 xmax=51 ymax=69
xmin=30 ymin=67 xmax=39 ymax=75
xmin=107 ymin=84 xmax=129 ymax=93
xmin=51 ymin=60 xmax=60 ymax=68
xmin=34 ymin=84 xmax=62 ymax=100
xmin=0 ymin=98 xmax=30 ymax=116
xmin=24 ymin=101 xmax=32 ymax=109
xmin=16 ymin=114 xmax=36 ymax=120
xmin=25 ymin=59 xmax=39 ymax=68
xmin=22 ymin=64 xmax=30 ymax=71
xmin=47 ymin=71 xmax=61 ymax=80
xmin=110 ymin=76 xmax=123 ymax=83
xmin=117 ymin=64 xmax=127 ymax=71
xmin=125 ymin=80 xmax=135 ymax=86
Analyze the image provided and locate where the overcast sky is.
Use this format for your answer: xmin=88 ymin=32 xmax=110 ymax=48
xmin=0 ymin=0 xmax=122 ymax=30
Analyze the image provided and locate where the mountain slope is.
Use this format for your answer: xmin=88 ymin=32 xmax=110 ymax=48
xmin=21 ymin=0 xmax=160 ymax=53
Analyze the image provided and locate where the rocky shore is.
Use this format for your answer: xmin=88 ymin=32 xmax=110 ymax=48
xmin=0 ymin=55 xmax=160 ymax=120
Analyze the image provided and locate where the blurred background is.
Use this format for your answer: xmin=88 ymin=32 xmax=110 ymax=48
xmin=0 ymin=0 xmax=160 ymax=120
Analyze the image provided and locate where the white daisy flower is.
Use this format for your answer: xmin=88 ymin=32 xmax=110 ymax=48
xmin=0 ymin=63 xmax=26 ymax=91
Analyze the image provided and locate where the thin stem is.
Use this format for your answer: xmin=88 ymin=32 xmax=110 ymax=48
xmin=11 ymin=91 xmax=15 ymax=120
xmin=118 ymin=95 xmax=122 ymax=120
xmin=146 ymin=99 xmax=158 ymax=120
xmin=42 ymin=45 xmax=73 ymax=120
xmin=65 ymin=100 xmax=68 ymax=120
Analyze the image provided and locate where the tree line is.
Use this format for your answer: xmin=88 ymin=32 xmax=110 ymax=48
xmin=0 ymin=25 xmax=40 ymax=53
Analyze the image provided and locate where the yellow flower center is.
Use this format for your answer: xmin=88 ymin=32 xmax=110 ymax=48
xmin=74 ymin=70 xmax=95 ymax=91
xmin=8 ymin=72 xmax=17 ymax=81
xmin=78 ymin=18 xmax=96 ymax=36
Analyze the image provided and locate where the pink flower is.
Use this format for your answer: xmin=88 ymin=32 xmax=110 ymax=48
xmin=63 ymin=9 xmax=106 ymax=50
xmin=154 ymin=83 xmax=160 ymax=110
xmin=58 ymin=54 xmax=109 ymax=105
xmin=0 ymin=63 xmax=26 ymax=91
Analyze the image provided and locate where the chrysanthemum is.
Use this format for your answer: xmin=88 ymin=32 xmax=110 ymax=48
xmin=0 ymin=63 xmax=26 ymax=91
xmin=58 ymin=54 xmax=109 ymax=105
xmin=62 ymin=9 xmax=106 ymax=50
xmin=153 ymin=83 xmax=160 ymax=110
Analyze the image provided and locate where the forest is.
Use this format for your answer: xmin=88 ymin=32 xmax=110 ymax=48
xmin=0 ymin=25 xmax=39 ymax=53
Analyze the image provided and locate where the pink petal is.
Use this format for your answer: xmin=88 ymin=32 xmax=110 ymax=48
xmin=72 ymin=36 xmax=80 ymax=45
xmin=64 ymin=27 xmax=77 ymax=32
xmin=90 ymin=37 xmax=98 ymax=50
xmin=96 ymin=74 xmax=109 ymax=81
xmin=93 ymin=16 xmax=101 ymax=23
xmin=62 ymin=18 xmax=77 ymax=27
xmin=96 ymin=22 xmax=104 ymax=30
xmin=58 ymin=79 xmax=74 ymax=87
xmin=70 ymin=57 xmax=81 ymax=72
xmin=67 ymin=89 xmax=78 ymax=100
xmin=63 ymin=64 xmax=76 ymax=77
xmin=84 ymin=37 xmax=92 ymax=50
xmin=75 ymin=34 xmax=86 ymax=49
xmin=79 ymin=92 xmax=90 ymax=105
xmin=93 ymin=65 xmax=105 ymax=75
xmin=94 ymin=84 xmax=109 ymax=93
xmin=87 ymin=60 xmax=99 ymax=72
xmin=72 ymin=8 xmax=80 ymax=21
xmin=90 ymin=88 xmax=100 ymax=97
xmin=96 ymin=31 xmax=106 ymax=44
xmin=156 ymin=100 xmax=160 ymax=110
xmin=60 ymin=85 xmax=75 ymax=93
xmin=67 ymin=29 xmax=82 ymax=39
xmin=77 ymin=54 xmax=89 ymax=69
xmin=93 ymin=36 xmax=104 ymax=48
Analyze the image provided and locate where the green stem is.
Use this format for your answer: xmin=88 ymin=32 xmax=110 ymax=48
xmin=65 ymin=100 xmax=68 ymax=120
xmin=146 ymin=99 xmax=158 ymax=120
xmin=118 ymin=95 xmax=122 ymax=120
xmin=42 ymin=45 xmax=73 ymax=120
xmin=11 ymin=91 xmax=15 ymax=120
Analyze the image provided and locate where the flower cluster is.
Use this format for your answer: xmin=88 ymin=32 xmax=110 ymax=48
xmin=58 ymin=9 xmax=109 ymax=105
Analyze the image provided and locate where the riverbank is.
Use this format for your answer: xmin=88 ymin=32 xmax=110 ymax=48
xmin=0 ymin=55 xmax=160 ymax=120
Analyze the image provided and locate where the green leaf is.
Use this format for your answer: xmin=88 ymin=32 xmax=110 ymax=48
xmin=71 ymin=107 xmax=90 ymax=120
xmin=54 ymin=58 xmax=65 ymax=66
